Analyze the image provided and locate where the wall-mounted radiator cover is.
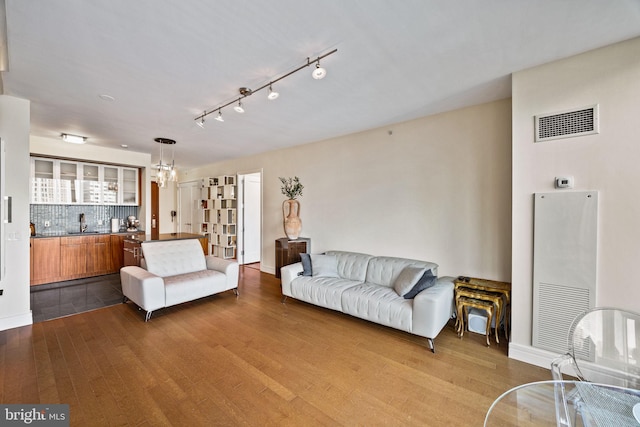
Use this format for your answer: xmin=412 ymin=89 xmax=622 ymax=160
xmin=535 ymin=105 xmax=599 ymax=142
xmin=533 ymin=191 xmax=598 ymax=354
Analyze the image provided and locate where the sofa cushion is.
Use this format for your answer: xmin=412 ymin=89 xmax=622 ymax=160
xmin=310 ymin=254 xmax=339 ymax=277
xmin=142 ymin=239 xmax=206 ymax=277
xmin=404 ymin=270 xmax=438 ymax=299
xmin=365 ymin=256 xmax=438 ymax=288
xmin=300 ymin=253 xmax=312 ymax=276
xmin=393 ymin=266 xmax=427 ymax=297
xmin=290 ymin=276 xmax=360 ymax=311
xmin=324 ymin=251 xmax=374 ymax=281
xmin=342 ymin=283 xmax=413 ymax=333
xmin=164 ymin=269 xmax=227 ymax=306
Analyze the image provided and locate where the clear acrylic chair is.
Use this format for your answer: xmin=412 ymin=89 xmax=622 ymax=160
xmin=551 ymin=307 xmax=640 ymax=426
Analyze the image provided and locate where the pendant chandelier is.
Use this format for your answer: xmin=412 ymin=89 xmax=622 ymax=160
xmin=154 ymin=137 xmax=177 ymax=188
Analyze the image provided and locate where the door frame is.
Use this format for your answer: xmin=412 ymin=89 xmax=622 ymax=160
xmin=236 ymin=169 xmax=262 ymax=266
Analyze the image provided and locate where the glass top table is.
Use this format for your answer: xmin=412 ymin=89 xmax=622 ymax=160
xmin=484 ymin=380 xmax=640 ymax=427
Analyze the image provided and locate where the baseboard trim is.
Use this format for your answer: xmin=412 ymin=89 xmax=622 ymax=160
xmin=0 ymin=311 xmax=33 ymax=332
xmin=509 ymin=342 xmax=556 ymax=370
xmin=262 ymin=265 xmax=276 ymax=275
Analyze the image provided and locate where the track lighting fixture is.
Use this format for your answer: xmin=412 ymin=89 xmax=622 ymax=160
xmin=312 ymin=60 xmax=327 ymax=80
xmin=194 ymin=48 xmax=337 ymax=125
xmin=268 ymin=85 xmax=279 ymax=100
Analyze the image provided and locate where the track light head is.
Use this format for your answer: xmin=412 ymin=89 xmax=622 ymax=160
xmin=234 ymin=100 xmax=245 ymax=113
xmin=312 ymin=61 xmax=327 ymax=80
xmin=214 ymin=110 xmax=224 ymax=122
xmin=267 ymin=85 xmax=279 ymax=100
xmin=196 ymin=115 xmax=205 ymax=128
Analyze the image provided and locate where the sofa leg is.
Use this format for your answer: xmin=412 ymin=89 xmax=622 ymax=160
xmin=427 ymin=338 xmax=435 ymax=353
xmin=233 ymin=288 xmax=239 ymax=296
xmin=281 ymin=295 xmax=288 ymax=303
xmin=145 ymin=311 xmax=153 ymax=322
xmin=122 ymin=296 xmax=129 ymax=303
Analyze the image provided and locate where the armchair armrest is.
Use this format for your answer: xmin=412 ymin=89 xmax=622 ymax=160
xmin=120 ymin=266 xmax=165 ymax=312
xmin=205 ymin=256 xmax=239 ymax=290
xmin=280 ymin=262 xmax=303 ymax=296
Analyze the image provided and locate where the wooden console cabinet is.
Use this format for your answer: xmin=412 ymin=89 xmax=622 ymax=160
xmin=275 ymin=237 xmax=310 ymax=279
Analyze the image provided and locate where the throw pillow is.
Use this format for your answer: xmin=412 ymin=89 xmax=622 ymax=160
xmin=300 ymin=253 xmax=312 ymax=276
xmin=310 ymin=254 xmax=339 ymax=278
xmin=393 ymin=266 xmax=426 ymax=297
xmin=403 ymin=269 xmax=437 ymax=299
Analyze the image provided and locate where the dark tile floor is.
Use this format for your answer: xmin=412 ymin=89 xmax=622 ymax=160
xmin=30 ymin=274 xmax=123 ymax=323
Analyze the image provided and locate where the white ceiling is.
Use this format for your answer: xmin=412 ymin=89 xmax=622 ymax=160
xmin=3 ymin=0 xmax=640 ymax=169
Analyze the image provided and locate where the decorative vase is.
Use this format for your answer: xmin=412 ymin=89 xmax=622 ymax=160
xmin=283 ymin=199 xmax=302 ymax=240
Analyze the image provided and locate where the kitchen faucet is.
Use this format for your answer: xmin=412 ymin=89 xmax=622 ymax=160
xmin=80 ymin=213 xmax=87 ymax=233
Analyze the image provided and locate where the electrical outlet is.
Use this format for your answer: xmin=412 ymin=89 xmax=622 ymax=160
xmin=44 ymin=220 xmax=50 ymax=227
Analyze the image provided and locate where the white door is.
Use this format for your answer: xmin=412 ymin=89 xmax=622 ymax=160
xmin=237 ymin=172 xmax=261 ymax=264
xmin=178 ymin=181 xmax=200 ymax=233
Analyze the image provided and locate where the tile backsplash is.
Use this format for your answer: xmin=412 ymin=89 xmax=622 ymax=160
xmin=30 ymin=205 xmax=139 ymax=234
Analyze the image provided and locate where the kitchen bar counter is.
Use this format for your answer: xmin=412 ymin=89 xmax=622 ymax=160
xmin=122 ymin=233 xmax=209 ymax=267
xmin=126 ymin=232 xmax=204 ymax=242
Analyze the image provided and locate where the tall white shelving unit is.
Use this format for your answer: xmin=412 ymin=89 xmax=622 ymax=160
xmin=200 ymin=175 xmax=237 ymax=259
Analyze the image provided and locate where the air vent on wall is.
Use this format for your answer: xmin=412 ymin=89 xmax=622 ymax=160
xmin=535 ymin=104 xmax=599 ymax=142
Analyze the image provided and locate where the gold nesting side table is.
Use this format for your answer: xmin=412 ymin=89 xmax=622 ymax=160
xmin=454 ymin=277 xmax=511 ymax=346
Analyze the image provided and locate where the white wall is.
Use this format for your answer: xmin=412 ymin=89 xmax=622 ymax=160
xmin=182 ymin=99 xmax=512 ymax=279
xmin=0 ymin=95 xmax=32 ymax=330
xmin=30 ymin=136 xmax=153 ymax=232
xmin=510 ymin=37 xmax=640 ymax=366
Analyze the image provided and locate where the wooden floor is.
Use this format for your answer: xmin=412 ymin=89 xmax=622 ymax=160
xmin=0 ymin=267 xmax=550 ymax=426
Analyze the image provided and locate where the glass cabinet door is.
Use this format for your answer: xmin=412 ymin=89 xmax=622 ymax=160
xmin=80 ymin=163 xmax=101 ymax=203
xmin=122 ymin=168 xmax=138 ymax=205
xmin=31 ymin=158 xmax=55 ymax=203
xmin=102 ymin=166 xmax=119 ymax=204
xmin=58 ymin=161 xmax=78 ymax=203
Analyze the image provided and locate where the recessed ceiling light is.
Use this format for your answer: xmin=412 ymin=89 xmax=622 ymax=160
xmin=99 ymin=94 xmax=115 ymax=101
xmin=121 ymin=144 xmax=128 ymax=148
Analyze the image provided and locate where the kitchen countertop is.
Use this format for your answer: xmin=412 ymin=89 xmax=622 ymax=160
xmin=31 ymin=230 xmax=145 ymax=238
xmin=126 ymin=233 xmax=204 ymax=242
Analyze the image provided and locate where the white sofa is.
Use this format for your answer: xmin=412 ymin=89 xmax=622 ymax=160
xmin=280 ymin=250 xmax=455 ymax=352
xmin=120 ymin=239 xmax=239 ymax=321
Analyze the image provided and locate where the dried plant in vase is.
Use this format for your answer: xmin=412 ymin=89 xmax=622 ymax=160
xmin=279 ymin=176 xmax=304 ymax=239
xmin=279 ymin=176 xmax=304 ymax=199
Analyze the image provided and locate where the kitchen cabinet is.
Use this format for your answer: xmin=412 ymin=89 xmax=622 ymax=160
xmin=86 ymin=235 xmax=112 ymax=275
xmin=60 ymin=236 xmax=88 ymax=279
xmin=110 ymin=234 xmax=125 ymax=272
xmin=60 ymin=235 xmax=112 ymax=279
xmin=30 ymin=237 xmax=61 ymax=285
xmin=30 ymin=157 xmax=139 ymax=205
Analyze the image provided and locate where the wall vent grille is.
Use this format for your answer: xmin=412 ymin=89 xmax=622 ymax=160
xmin=534 ymin=282 xmax=591 ymax=355
xmin=535 ymin=105 xmax=599 ymax=142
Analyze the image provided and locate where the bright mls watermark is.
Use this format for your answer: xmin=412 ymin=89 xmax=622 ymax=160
xmin=0 ymin=405 xmax=69 ymax=426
